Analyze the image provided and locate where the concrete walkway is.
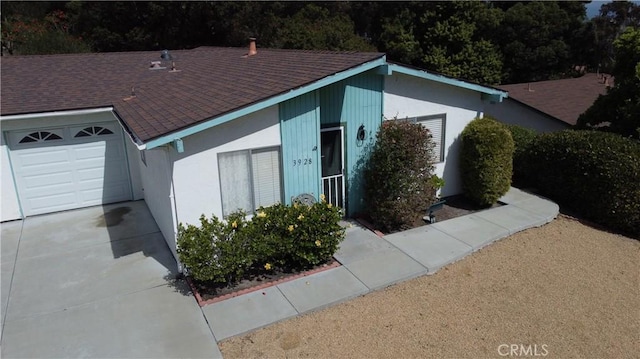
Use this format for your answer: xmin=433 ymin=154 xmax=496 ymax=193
xmin=204 ymin=187 xmax=559 ymax=342
xmin=1 ymin=201 xmax=222 ymax=358
xmin=0 ymin=188 xmax=558 ymax=358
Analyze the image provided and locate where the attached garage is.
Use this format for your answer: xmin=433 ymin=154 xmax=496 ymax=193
xmin=3 ymin=116 xmax=134 ymax=218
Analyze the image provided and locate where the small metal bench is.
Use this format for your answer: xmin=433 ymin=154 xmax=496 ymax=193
xmin=424 ymin=199 xmax=447 ymax=224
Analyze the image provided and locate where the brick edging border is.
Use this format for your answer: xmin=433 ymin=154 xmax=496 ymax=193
xmin=186 ymin=260 xmax=342 ymax=307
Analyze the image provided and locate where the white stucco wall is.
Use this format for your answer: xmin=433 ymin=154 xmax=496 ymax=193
xmin=137 ymin=146 xmax=178 ymax=259
xmin=124 ymin=139 xmax=144 ymax=200
xmin=0 ymin=110 xmax=140 ymax=221
xmin=1 ymin=134 xmax=21 ymax=221
xmin=485 ymin=98 xmax=569 ymax=132
xmin=384 ymin=73 xmax=486 ymax=197
xmin=171 ymin=106 xmax=281 ymax=226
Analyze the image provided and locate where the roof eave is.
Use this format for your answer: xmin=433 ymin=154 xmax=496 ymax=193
xmin=386 ymin=63 xmax=508 ymax=101
xmin=0 ymin=107 xmax=115 ymax=121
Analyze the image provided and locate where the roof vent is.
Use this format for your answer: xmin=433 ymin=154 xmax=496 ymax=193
xmin=243 ymin=38 xmax=257 ymax=58
xmin=169 ymin=61 xmax=181 ymax=73
xmin=161 ymin=49 xmax=172 ymax=60
xmin=149 ymin=61 xmax=166 ymax=70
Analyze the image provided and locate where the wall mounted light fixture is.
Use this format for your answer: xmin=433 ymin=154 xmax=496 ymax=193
xmin=357 ymin=124 xmax=366 ymax=141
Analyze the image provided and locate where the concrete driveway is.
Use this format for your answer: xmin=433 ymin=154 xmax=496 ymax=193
xmin=1 ymin=200 xmax=222 ymax=358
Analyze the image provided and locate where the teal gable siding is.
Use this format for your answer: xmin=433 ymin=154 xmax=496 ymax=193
xmin=279 ymin=91 xmax=322 ymax=204
xmin=320 ymin=70 xmax=383 ymax=215
xmin=319 ymin=81 xmax=345 ymax=126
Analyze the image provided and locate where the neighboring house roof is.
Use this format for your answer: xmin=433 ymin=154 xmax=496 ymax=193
xmin=498 ymin=73 xmax=612 ymax=126
xmin=1 ymin=46 xmax=508 ymax=149
xmin=1 ymin=47 xmax=384 ymax=143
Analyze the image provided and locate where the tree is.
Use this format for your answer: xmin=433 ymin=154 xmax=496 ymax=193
xmin=419 ymin=1 xmax=504 ymax=85
xmin=274 ymin=3 xmax=375 ymax=51
xmin=577 ymin=27 xmax=640 ymax=139
xmin=498 ymin=1 xmax=587 ymax=83
xmin=590 ymin=0 xmax=640 ymax=73
xmin=378 ymin=8 xmax=423 ymax=64
xmin=1 ymin=9 xmax=90 ymax=55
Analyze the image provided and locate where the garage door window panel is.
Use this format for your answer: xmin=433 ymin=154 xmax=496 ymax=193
xmin=74 ymin=126 xmax=114 ymax=138
xmin=18 ymin=130 xmax=63 ymax=144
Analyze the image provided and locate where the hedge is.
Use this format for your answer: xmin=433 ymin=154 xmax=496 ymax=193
xmin=459 ymin=117 xmax=515 ymax=207
xmin=502 ymin=124 xmax=537 ymax=185
xmin=521 ymin=130 xmax=640 ymax=236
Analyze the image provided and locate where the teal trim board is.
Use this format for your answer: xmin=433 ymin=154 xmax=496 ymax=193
xmin=145 ymin=56 xmax=386 ymax=150
xmin=387 ymin=64 xmax=508 ymax=101
xmin=279 ymin=91 xmax=322 ymax=204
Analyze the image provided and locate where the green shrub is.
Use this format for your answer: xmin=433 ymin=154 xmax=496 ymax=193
xmin=460 ymin=117 xmax=515 ymax=206
xmin=176 ymin=211 xmax=254 ymax=284
xmin=363 ymin=120 xmax=438 ymax=232
xmin=502 ymin=124 xmax=538 ymax=185
xmin=177 ymin=200 xmax=345 ymax=284
xmin=521 ymin=130 xmax=640 ymax=235
xmin=252 ymin=198 xmax=344 ymax=269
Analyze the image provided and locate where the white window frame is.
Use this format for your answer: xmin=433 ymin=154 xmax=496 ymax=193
xmin=406 ymin=114 xmax=446 ymax=163
xmin=218 ymin=146 xmax=283 ymax=217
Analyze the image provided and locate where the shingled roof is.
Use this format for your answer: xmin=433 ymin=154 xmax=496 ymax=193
xmin=498 ymin=73 xmax=612 ymax=125
xmin=1 ymin=47 xmax=384 ymax=142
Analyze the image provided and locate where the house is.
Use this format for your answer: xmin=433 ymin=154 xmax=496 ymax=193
xmin=0 ymin=40 xmax=507 ymax=265
xmin=484 ymin=73 xmax=612 ymax=132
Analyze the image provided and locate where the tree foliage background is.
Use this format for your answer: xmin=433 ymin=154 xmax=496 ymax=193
xmin=577 ymin=26 xmax=640 ymax=139
xmin=2 ymin=0 xmax=639 ymax=86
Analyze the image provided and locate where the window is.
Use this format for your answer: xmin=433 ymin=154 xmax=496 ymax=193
xmin=218 ymin=147 xmax=282 ymax=216
xmin=406 ymin=114 xmax=446 ymax=163
xmin=74 ymin=126 xmax=114 ymax=137
xmin=18 ymin=131 xmax=63 ymax=144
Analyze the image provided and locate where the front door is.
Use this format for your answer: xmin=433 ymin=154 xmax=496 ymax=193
xmin=320 ymin=127 xmax=345 ymax=209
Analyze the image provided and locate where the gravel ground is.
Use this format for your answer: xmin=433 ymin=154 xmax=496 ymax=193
xmin=219 ymin=215 xmax=640 ymax=358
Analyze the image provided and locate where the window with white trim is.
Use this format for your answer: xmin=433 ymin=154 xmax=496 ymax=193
xmin=218 ymin=147 xmax=282 ymax=217
xmin=408 ymin=114 xmax=446 ymax=163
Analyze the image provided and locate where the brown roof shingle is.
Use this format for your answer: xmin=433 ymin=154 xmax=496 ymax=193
xmin=499 ymin=73 xmax=612 ymax=126
xmin=1 ymin=47 xmax=384 ymax=142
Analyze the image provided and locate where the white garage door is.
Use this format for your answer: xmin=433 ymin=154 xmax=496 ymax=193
xmin=9 ymin=122 xmax=132 ymax=216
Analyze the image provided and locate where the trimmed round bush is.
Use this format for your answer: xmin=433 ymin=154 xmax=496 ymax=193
xmin=502 ymin=124 xmax=538 ymax=185
xmin=364 ymin=120 xmax=437 ymax=232
xmin=460 ymin=117 xmax=515 ymax=207
xmin=521 ymin=130 xmax=640 ymax=236
xmin=250 ymin=200 xmax=345 ymax=270
xmin=177 ymin=211 xmax=254 ymax=284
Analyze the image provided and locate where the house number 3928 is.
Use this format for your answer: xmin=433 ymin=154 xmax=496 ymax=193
xmin=293 ymin=158 xmax=312 ymax=166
